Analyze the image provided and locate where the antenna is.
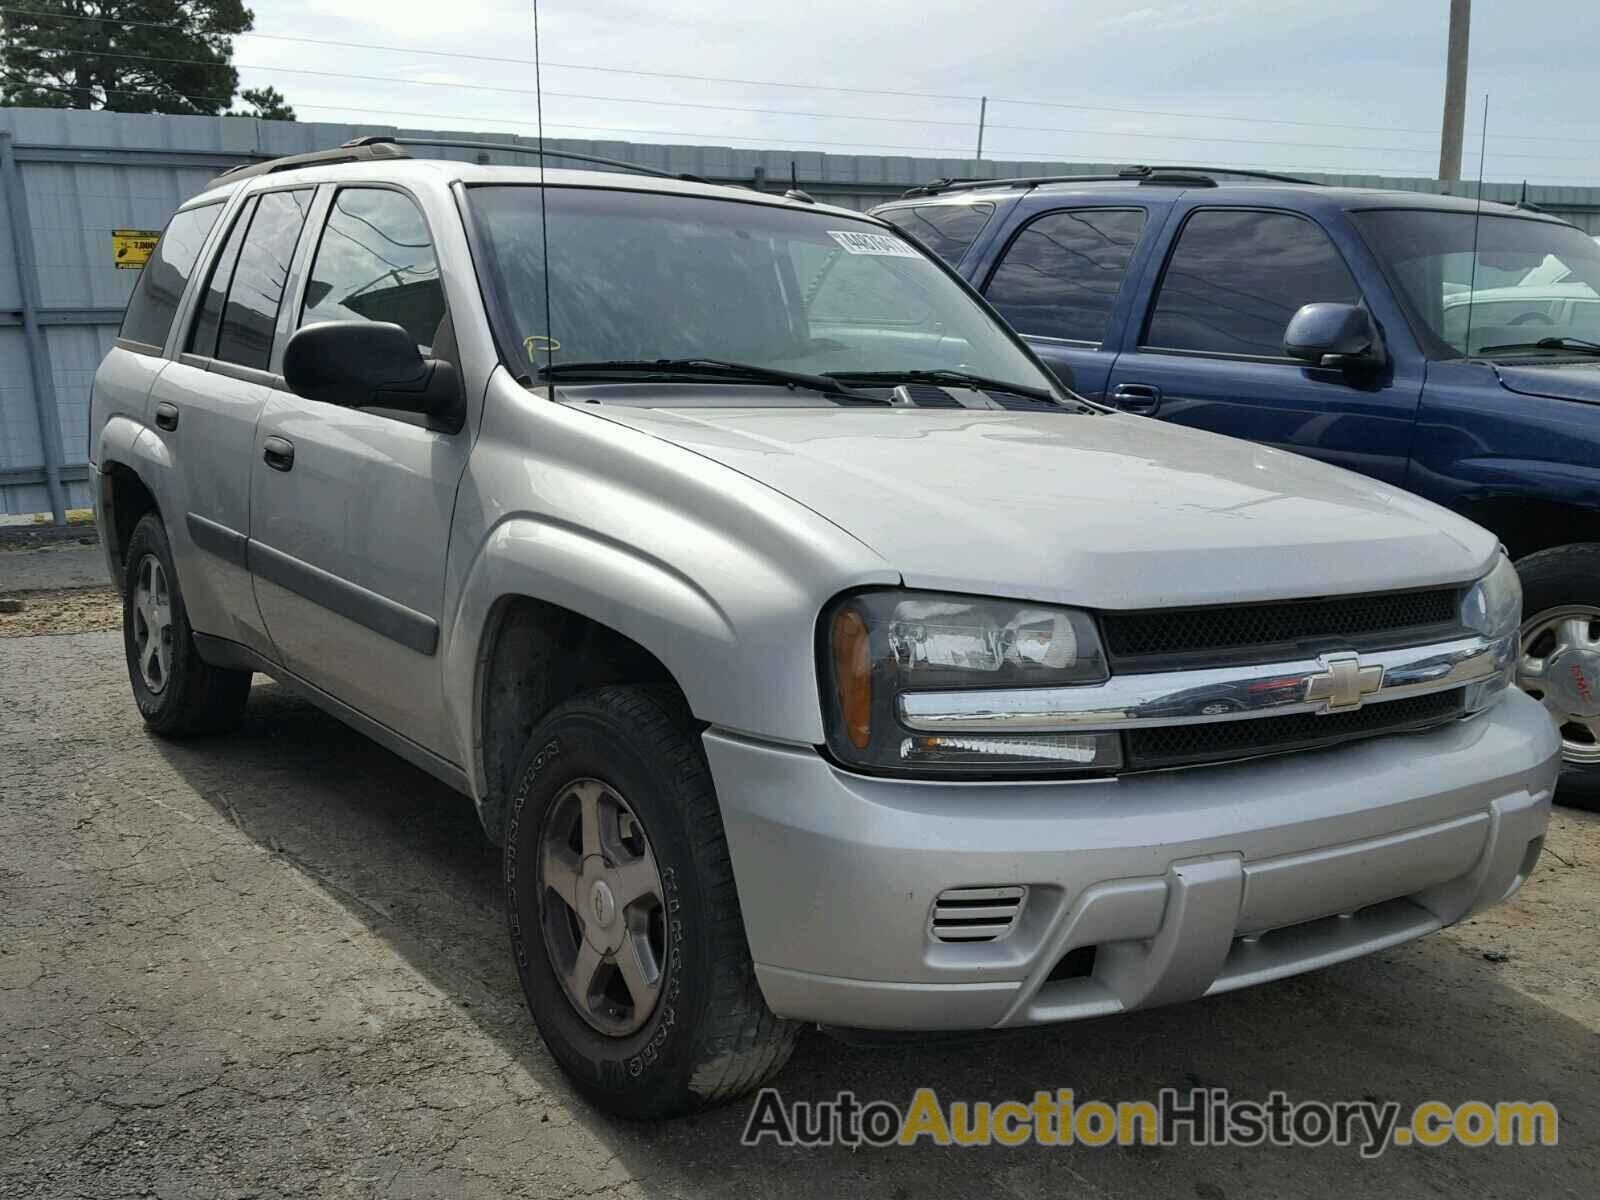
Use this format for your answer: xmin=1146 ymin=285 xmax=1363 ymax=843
xmin=1462 ymin=94 xmax=1489 ymax=358
xmin=532 ymin=0 xmax=555 ymax=400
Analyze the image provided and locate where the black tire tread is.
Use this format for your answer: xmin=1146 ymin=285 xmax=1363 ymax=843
xmin=510 ymin=685 xmax=797 ymax=1115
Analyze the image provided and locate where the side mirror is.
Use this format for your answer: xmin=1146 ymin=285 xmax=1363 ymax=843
xmin=282 ymin=320 xmax=465 ymax=433
xmin=1283 ymin=303 xmax=1387 ymax=372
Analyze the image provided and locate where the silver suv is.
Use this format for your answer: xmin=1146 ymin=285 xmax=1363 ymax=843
xmin=89 ymin=140 xmax=1560 ymax=1119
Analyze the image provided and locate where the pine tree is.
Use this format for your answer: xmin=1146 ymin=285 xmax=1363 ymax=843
xmin=233 ymin=83 xmax=292 ymax=120
xmin=1 ymin=2 xmax=256 ymax=115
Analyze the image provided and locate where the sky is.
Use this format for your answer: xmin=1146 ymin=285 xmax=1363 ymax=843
xmin=228 ymin=0 xmax=1600 ymax=185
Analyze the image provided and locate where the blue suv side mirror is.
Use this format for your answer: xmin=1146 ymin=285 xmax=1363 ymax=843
xmin=1284 ymin=303 xmax=1387 ymax=372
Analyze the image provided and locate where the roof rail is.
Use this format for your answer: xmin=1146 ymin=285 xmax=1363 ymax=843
xmin=347 ymin=136 xmax=706 ymax=183
xmin=1134 ymin=164 xmax=1324 ymax=185
xmin=898 ymin=174 xmax=1126 ymax=199
xmin=896 ymin=163 xmax=1323 ymax=200
xmin=208 ymin=140 xmax=408 ymax=188
xmin=206 ymin=135 xmax=707 ymax=191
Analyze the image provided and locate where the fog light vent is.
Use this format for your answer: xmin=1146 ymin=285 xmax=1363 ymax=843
xmin=930 ymin=885 xmax=1026 ymax=943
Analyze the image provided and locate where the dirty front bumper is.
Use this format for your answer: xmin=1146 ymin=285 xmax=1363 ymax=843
xmin=704 ymin=688 xmax=1559 ymax=1031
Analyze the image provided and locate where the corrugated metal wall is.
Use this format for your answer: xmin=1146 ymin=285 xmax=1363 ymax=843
xmin=4 ymin=106 xmax=1600 ymax=518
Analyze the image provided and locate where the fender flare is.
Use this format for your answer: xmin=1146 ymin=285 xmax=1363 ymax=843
xmin=441 ymin=514 xmax=743 ymax=803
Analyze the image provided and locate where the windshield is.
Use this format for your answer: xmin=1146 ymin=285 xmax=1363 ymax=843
xmin=1352 ymin=209 xmax=1600 ymax=357
xmin=466 ymin=186 xmax=1057 ymax=399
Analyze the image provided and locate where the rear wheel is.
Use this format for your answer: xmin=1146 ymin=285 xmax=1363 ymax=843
xmin=1515 ymin=544 xmax=1600 ymax=809
xmin=121 ymin=513 xmax=251 ymax=737
xmin=503 ymin=686 xmax=797 ymax=1118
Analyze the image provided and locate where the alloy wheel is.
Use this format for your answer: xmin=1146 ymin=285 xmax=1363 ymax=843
xmin=537 ymin=778 xmax=667 ymax=1036
xmin=1518 ymin=604 xmax=1600 ymax=765
xmin=131 ymin=553 xmax=174 ymax=696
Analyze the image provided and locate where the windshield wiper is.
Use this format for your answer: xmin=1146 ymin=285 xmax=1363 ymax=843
xmin=1475 ymin=336 xmax=1600 ymax=356
xmin=538 ymin=358 xmax=885 ymax=401
xmin=823 ymin=368 xmax=1066 ymax=405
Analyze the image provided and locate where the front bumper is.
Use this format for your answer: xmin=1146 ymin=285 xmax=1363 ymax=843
xmin=705 ymin=688 xmax=1559 ymax=1031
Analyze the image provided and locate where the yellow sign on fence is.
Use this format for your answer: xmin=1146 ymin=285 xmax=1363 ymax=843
xmin=112 ymin=229 xmax=162 ymax=269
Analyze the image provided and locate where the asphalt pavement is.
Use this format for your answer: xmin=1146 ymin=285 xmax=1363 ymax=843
xmin=1 ymin=630 xmax=1596 ymax=1198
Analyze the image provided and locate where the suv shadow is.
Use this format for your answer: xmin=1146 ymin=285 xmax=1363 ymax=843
xmin=152 ymin=681 xmax=1598 ymax=1196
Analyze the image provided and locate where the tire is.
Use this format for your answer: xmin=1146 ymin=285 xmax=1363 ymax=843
xmin=503 ymin=685 xmax=798 ymax=1119
xmin=121 ymin=513 xmax=252 ymax=738
xmin=1515 ymin=543 xmax=1600 ymax=810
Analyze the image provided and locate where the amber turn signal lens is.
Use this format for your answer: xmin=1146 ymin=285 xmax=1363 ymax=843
xmin=831 ymin=607 xmax=873 ymax=749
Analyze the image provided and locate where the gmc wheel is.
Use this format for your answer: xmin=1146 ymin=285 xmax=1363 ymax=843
xmin=1515 ymin=543 xmax=1600 ymax=809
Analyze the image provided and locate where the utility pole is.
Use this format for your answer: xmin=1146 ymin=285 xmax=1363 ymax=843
xmin=975 ymin=96 xmax=987 ymax=161
xmin=1438 ymin=0 xmax=1471 ymax=181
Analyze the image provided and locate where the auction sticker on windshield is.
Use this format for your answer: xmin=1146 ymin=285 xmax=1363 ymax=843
xmin=828 ymin=230 xmax=921 ymax=257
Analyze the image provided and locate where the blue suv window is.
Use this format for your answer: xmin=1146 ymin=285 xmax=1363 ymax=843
xmin=983 ymin=208 xmax=1146 ymax=344
xmin=1145 ymin=209 xmax=1360 ymax=358
xmin=879 ymin=202 xmax=995 ymax=265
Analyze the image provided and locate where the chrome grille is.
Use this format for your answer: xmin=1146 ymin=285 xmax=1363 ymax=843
xmin=1101 ymin=587 xmax=1462 ymax=668
xmin=1124 ymin=688 xmax=1465 ymax=770
xmin=929 ymin=886 xmax=1026 ymax=943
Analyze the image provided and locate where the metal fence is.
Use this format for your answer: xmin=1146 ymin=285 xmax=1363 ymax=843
xmin=5 ymin=106 xmax=1600 ymax=521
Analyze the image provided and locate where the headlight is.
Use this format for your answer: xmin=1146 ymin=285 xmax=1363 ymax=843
xmin=820 ymin=590 xmax=1120 ymax=775
xmin=1460 ymin=552 xmax=1522 ymax=709
xmin=1461 ymin=552 xmax=1522 ymax=640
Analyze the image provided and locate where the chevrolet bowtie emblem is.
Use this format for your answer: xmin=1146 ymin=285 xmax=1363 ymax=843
xmin=1303 ymin=653 xmax=1384 ymax=713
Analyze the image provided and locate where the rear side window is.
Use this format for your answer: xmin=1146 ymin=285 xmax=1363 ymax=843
xmin=186 ymin=196 xmax=255 ymax=358
xmin=119 ymin=203 xmax=222 ymax=349
xmin=301 ymin=188 xmax=446 ymax=353
xmin=879 ymin=203 xmax=995 ymax=265
xmin=983 ymin=208 xmax=1147 ymax=344
xmin=215 ymin=189 xmax=313 ymax=370
xmin=1144 ymin=209 xmax=1361 ymax=357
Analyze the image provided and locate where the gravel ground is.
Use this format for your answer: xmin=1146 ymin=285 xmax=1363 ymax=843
xmin=1 ymin=631 xmax=1596 ymax=1199
xmin=0 ymin=587 xmax=121 ymax=638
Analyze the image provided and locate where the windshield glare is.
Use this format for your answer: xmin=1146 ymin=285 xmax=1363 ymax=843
xmin=1353 ymin=209 xmax=1600 ymax=357
xmin=467 ymin=185 xmax=1055 ymax=398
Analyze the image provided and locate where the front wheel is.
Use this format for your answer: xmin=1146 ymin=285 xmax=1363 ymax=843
xmin=1515 ymin=544 xmax=1600 ymax=809
xmin=503 ymin=686 xmax=798 ymax=1118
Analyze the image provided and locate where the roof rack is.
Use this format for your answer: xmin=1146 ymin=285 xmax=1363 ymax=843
xmin=1137 ymin=164 xmax=1324 ymax=185
xmin=346 ymin=137 xmax=706 ymax=183
xmin=208 ymin=139 xmax=408 ymax=188
xmin=897 ymin=163 xmax=1322 ymax=199
xmin=898 ymin=173 xmax=1125 ymax=199
xmin=208 ymin=135 xmax=707 ymax=190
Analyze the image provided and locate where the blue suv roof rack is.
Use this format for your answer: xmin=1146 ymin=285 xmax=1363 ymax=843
xmin=897 ymin=164 xmax=1324 ymax=199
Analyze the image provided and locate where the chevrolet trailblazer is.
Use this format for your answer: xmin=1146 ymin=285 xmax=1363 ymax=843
xmin=89 ymin=139 xmax=1559 ymax=1118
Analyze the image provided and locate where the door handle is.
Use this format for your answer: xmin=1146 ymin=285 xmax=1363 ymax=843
xmin=262 ymin=436 xmax=295 ymax=472
xmin=1111 ymin=383 xmax=1163 ymax=415
xmin=153 ymin=401 xmax=179 ymax=431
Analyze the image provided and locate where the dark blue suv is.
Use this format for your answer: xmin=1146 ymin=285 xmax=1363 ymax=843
xmin=874 ymin=169 xmax=1600 ymax=803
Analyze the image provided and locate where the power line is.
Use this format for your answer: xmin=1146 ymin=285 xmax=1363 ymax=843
xmin=4 ymin=12 xmax=1600 ymax=178
xmin=0 ymin=42 xmax=977 ymax=128
xmin=17 ymin=81 xmax=1600 ymax=181
xmin=3 ymin=3 xmax=1599 ymax=147
xmin=12 ymin=42 xmax=1600 ymax=165
xmin=0 ymin=5 xmax=979 ymax=101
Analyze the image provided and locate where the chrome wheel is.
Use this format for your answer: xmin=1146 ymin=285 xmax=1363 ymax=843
xmin=537 ymin=778 xmax=666 ymax=1036
xmin=1518 ymin=605 xmax=1600 ymax=765
xmin=131 ymin=553 xmax=174 ymax=695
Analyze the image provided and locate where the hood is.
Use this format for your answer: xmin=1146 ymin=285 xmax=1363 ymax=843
xmin=585 ymin=405 xmax=1497 ymax=610
xmin=1493 ymin=360 xmax=1600 ymax=405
